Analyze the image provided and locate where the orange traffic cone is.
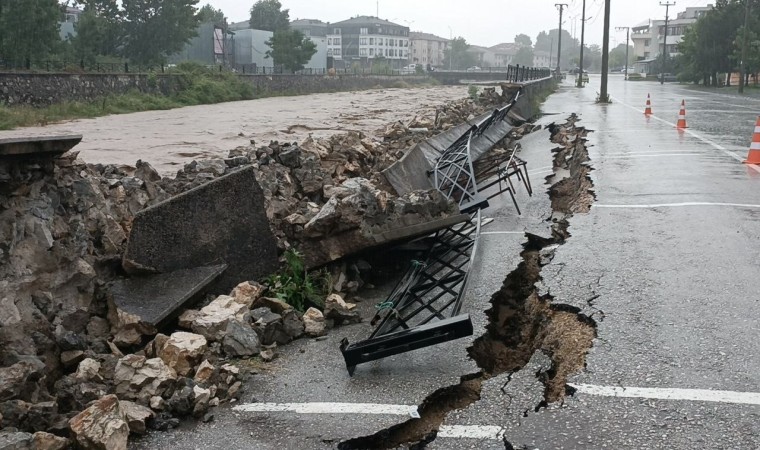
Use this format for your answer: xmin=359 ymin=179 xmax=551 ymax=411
xmin=676 ymin=100 xmax=687 ymax=129
xmin=744 ymin=116 xmax=760 ymax=165
xmin=644 ymin=94 xmax=653 ymax=115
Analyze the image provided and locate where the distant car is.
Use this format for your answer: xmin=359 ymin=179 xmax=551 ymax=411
xmin=658 ymin=73 xmax=678 ymax=82
xmin=400 ymin=64 xmax=417 ymax=74
xmin=466 ymin=66 xmax=481 ymax=72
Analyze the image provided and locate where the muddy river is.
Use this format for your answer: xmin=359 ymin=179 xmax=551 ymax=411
xmin=0 ymin=86 xmax=470 ymax=175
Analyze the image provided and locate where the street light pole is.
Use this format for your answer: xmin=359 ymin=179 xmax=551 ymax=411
xmin=556 ymin=3 xmax=568 ymax=75
xmin=616 ymin=26 xmax=631 ymax=80
xmin=448 ymin=26 xmax=453 ymax=70
xmin=660 ymin=1 xmax=675 ymax=85
xmin=577 ymin=0 xmax=587 ymax=87
xmin=740 ymin=0 xmax=751 ymax=93
xmin=599 ymin=0 xmax=611 ymax=102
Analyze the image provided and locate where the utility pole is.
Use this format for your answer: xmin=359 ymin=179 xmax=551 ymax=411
xmin=556 ymin=3 xmax=568 ymax=75
xmin=599 ymin=0 xmax=611 ymax=102
xmin=448 ymin=26 xmax=453 ymax=71
xmin=616 ymin=26 xmax=631 ymax=80
xmin=740 ymin=0 xmax=751 ymax=93
xmin=577 ymin=0 xmax=587 ymax=87
xmin=660 ymin=2 xmax=675 ymax=85
xmin=550 ymin=37 xmax=554 ymax=68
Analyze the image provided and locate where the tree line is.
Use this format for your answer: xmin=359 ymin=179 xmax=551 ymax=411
xmin=0 ymin=0 xmax=316 ymax=71
xmin=677 ymin=0 xmax=760 ymax=86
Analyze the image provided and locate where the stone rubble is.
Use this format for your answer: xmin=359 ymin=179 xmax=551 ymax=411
xmin=0 ymin=86 xmax=529 ymax=447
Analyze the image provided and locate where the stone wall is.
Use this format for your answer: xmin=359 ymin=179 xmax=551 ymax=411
xmin=0 ymin=72 xmax=429 ymax=107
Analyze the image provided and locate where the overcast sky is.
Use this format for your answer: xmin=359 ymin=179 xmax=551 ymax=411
xmin=204 ymin=0 xmax=714 ymax=47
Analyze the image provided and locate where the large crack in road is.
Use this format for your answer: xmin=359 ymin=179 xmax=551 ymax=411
xmin=339 ymin=115 xmax=598 ymax=449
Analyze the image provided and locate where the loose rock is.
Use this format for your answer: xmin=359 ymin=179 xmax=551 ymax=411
xmin=69 ymin=395 xmax=129 ymax=450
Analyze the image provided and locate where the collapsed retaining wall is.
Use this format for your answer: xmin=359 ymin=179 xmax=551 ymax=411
xmin=0 ymin=72 xmax=429 ymax=107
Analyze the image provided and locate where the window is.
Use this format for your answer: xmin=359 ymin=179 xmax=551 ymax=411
xmin=644 ymin=39 xmax=650 ymax=47
xmin=334 ymin=38 xmax=341 ymax=45
xmin=327 ymin=49 xmax=333 ymax=56
xmin=360 ymin=48 xmax=367 ymax=56
xmin=360 ymin=38 xmax=367 ymax=45
xmin=369 ymin=38 xmax=374 ymax=45
xmin=360 ymin=27 xmax=368 ymax=35
xmin=334 ymin=48 xmax=341 ymax=56
xmin=370 ymin=48 xmax=375 ymax=56
xmin=378 ymin=39 xmax=383 ymax=46
xmin=333 ymin=28 xmax=341 ymax=34
xmin=328 ymin=38 xmax=332 ymax=45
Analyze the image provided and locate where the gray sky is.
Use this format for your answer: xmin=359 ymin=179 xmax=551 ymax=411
xmin=206 ymin=0 xmax=714 ymax=48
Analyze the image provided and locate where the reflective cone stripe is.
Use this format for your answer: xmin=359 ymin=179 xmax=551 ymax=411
xmin=676 ymin=100 xmax=687 ymax=129
xmin=644 ymin=94 xmax=652 ymax=115
xmin=743 ymin=116 xmax=760 ymax=164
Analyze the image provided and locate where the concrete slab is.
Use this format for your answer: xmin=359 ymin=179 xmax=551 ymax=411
xmin=0 ymin=135 xmax=82 ymax=158
xmin=123 ymin=166 xmax=278 ymax=293
xmin=110 ymin=264 xmax=227 ymax=327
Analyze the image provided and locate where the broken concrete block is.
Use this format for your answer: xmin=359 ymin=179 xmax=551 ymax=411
xmin=69 ymin=395 xmax=129 ymax=450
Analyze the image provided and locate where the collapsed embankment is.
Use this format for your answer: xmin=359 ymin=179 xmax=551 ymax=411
xmin=339 ymin=115 xmax=597 ymax=449
xmin=0 ymin=83 xmax=551 ymax=448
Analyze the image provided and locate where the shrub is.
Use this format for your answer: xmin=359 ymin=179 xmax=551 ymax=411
xmin=265 ymin=249 xmax=330 ymax=312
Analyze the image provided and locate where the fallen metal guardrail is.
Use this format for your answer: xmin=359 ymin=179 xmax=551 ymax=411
xmin=340 ymin=90 xmax=534 ymax=375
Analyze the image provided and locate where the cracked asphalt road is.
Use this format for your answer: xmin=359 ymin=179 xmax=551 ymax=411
xmin=133 ymin=75 xmax=760 ymax=449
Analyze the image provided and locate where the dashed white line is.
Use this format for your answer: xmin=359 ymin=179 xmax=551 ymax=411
xmin=595 ymin=202 xmax=760 ymax=209
xmin=232 ymin=402 xmax=418 ymax=416
xmin=611 ymin=95 xmax=760 ymax=174
xmin=571 ymin=384 xmax=760 ymax=406
xmin=437 ymin=425 xmax=505 ymax=440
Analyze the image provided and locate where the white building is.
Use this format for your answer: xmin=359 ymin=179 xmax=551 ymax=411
xmin=326 ymin=16 xmax=410 ymax=69
xmin=409 ymin=32 xmax=449 ymax=68
xmin=631 ymin=5 xmax=712 ymax=61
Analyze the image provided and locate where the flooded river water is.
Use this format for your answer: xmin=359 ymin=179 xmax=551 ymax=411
xmin=0 ymin=86 xmax=469 ymax=175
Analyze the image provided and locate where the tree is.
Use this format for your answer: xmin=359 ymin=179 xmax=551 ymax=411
xmin=513 ymin=46 xmax=534 ymax=66
xmin=443 ymin=37 xmax=477 ymax=69
xmin=265 ymin=28 xmax=316 ymax=72
xmin=515 ymin=33 xmax=532 ymax=47
xmin=120 ymin=0 xmax=201 ymax=65
xmin=608 ymin=43 xmax=634 ymax=69
xmin=0 ymin=0 xmax=61 ymax=62
xmin=249 ymin=0 xmax=289 ymax=32
xmin=71 ymin=0 xmax=123 ymax=63
xmin=535 ymin=28 xmax=579 ymax=70
xmin=197 ymin=3 xmax=225 ymax=24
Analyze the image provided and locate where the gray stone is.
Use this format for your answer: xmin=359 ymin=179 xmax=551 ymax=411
xmin=157 ymin=332 xmax=207 ymax=377
xmin=302 ymin=307 xmax=327 ymax=337
xmin=324 ymin=293 xmax=361 ymax=326
xmin=120 ymin=401 xmax=153 ymax=435
xmin=221 ymin=321 xmax=261 ymax=357
xmin=75 ymin=358 xmax=103 ymax=382
xmin=0 ymin=359 xmax=45 ymax=402
xmin=0 ymin=431 xmax=32 ymax=449
xmin=282 ymin=310 xmax=304 ymax=340
xmin=122 ymin=167 xmax=278 ymax=293
xmin=251 ymin=308 xmax=292 ymax=345
xmin=69 ymin=395 xmax=129 ymax=450
xmin=109 ymin=265 xmax=227 ymax=330
xmin=276 ymin=146 xmax=301 ymax=168
xmin=191 ymin=295 xmax=249 ymax=341
xmin=195 ymin=159 xmax=227 ymax=176
xmin=60 ymin=350 xmax=85 ymax=368
xmin=31 ymin=431 xmax=69 ymax=450
xmin=113 ymin=355 xmax=177 ymax=402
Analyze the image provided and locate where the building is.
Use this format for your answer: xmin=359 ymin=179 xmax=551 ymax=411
xmin=230 ymin=28 xmax=327 ymax=71
xmin=631 ymin=5 xmax=712 ymax=62
xmin=291 ymin=19 xmax=329 ymax=37
xmin=489 ymin=43 xmax=519 ymax=67
xmin=533 ymin=50 xmax=551 ymax=68
xmin=467 ymin=45 xmax=496 ymax=67
xmin=59 ymin=6 xmax=82 ymax=40
xmin=169 ymin=22 xmax=235 ymax=66
xmin=409 ymin=32 xmax=449 ymax=68
xmin=326 ymin=16 xmax=410 ymax=69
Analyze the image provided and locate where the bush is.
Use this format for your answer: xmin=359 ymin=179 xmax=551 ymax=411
xmin=265 ymin=249 xmax=330 ymax=312
xmin=468 ymin=84 xmax=480 ymax=101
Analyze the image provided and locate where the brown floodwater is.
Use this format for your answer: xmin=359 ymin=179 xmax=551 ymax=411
xmin=0 ymin=86 xmax=469 ymax=175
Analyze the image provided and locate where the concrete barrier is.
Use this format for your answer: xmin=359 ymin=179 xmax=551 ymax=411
xmin=122 ymin=166 xmax=278 ymax=293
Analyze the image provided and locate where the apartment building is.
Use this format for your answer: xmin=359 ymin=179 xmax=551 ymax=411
xmin=326 ymin=16 xmax=410 ymax=69
xmin=409 ymin=32 xmax=449 ymax=68
xmin=489 ymin=43 xmax=519 ymax=67
xmin=631 ymin=5 xmax=712 ymax=61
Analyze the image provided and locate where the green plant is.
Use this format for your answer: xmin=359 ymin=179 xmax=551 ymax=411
xmin=468 ymin=84 xmax=480 ymax=101
xmin=265 ymin=249 xmax=329 ymax=312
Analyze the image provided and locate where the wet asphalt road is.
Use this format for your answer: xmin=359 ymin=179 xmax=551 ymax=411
xmin=434 ymin=75 xmax=760 ymax=449
xmin=133 ymin=76 xmax=760 ymax=449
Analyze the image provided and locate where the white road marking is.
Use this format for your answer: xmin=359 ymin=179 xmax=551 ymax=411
xmin=232 ymin=402 xmax=418 ymax=416
xmin=595 ymin=202 xmax=760 ymax=209
xmin=481 ymin=231 xmax=525 ymax=235
xmin=603 ymin=153 xmax=703 ymax=159
xmin=611 ymin=96 xmax=760 ymax=174
xmin=437 ymin=425 xmax=505 ymax=440
xmin=571 ymin=384 xmax=760 ymax=406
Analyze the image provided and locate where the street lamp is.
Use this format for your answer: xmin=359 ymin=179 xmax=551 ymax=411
xmin=448 ymin=26 xmax=453 ymax=70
